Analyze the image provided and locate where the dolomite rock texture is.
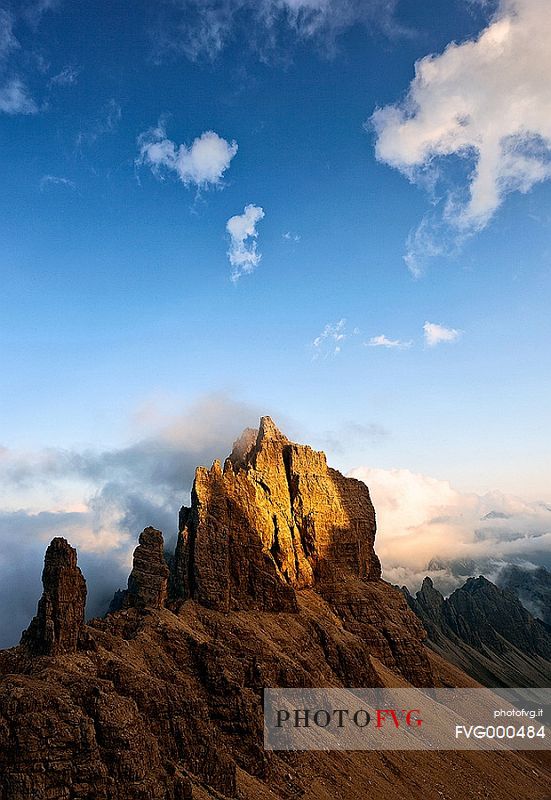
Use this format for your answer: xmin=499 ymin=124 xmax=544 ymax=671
xmin=172 ymin=416 xmax=381 ymax=612
xmin=3 ymin=420 xmax=547 ymax=799
xmin=20 ymin=537 xmax=87 ymax=656
xmin=125 ymin=526 xmax=170 ymax=609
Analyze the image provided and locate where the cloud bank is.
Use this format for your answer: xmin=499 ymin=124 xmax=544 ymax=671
xmin=0 ymin=395 xmax=260 ymax=648
xmin=226 ymin=204 xmax=265 ymax=280
xmin=349 ymin=465 xmax=551 ymax=596
xmin=372 ymin=0 xmax=551 ymax=274
xmin=138 ymin=122 xmax=238 ymax=189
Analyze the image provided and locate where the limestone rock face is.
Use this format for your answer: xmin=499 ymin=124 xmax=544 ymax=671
xmin=125 ymin=527 xmax=169 ymax=609
xmin=173 ymin=416 xmax=381 ymax=611
xmin=2 ymin=420 xmax=551 ymax=798
xmin=21 ymin=537 xmax=86 ymax=656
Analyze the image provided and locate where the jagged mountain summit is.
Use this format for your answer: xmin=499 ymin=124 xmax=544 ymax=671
xmin=403 ymin=575 xmax=551 ymax=687
xmin=1 ymin=418 xmax=550 ymax=800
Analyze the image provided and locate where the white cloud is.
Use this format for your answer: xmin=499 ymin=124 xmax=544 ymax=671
xmin=0 ymin=78 xmax=37 ymax=114
xmin=282 ymin=231 xmax=301 ymax=241
xmin=40 ymin=175 xmax=76 ymax=191
xmin=349 ymin=464 xmax=551 ymax=594
xmin=226 ymin=204 xmax=265 ymax=281
xmin=423 ymin=321 xmax=461 ymax=347
xmin=312 ymin=318 xmax=346 ymax=358
xmin=372 ymin=0 xmax=551 ymax=272
xmin=366 ymin=334 xmax=413 ymax=349
xmin=138 ymin=121 xmax=238 ymax=189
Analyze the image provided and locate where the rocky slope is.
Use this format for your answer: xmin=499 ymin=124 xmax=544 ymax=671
xmin=0 ymin=418 xmax=550 ymax=800
xmin=497 ymin=564 xmax=551 ymax=627
xmin=403 ymin=575 xmax=551 ymax=687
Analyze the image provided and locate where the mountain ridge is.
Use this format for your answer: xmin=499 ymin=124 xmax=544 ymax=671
xmin=1 ymin=418 xmax=549 ymax=799
xmin=403 ymin=575 xmax=551 ymax=687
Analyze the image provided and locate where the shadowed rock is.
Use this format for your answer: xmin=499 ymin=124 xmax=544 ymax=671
xmin=403 ymin=575 xmax=551 ymax=686
xmin=125 ymin=527 xmax=170 ymax=609
xmin=21 ymin=537 xmax=86 ymax=656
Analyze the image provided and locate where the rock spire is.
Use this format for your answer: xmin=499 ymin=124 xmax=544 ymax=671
xmin=21 ymin=537 xmax=87 ymax=655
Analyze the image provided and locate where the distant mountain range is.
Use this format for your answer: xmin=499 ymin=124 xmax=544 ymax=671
xmin=403 ymin=574 xmax=551 ymax=687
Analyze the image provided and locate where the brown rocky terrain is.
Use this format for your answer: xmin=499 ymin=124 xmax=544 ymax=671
xmin=0 ymin=418 xmax=549 ymax=799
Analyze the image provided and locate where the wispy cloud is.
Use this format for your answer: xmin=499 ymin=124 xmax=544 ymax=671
xmin=138 ymin=120 xmax=238 ymax=190
xmin=282 ymin=231 xmax=301 ymax=242
xmin=39 ymin=174 xmax=76 ymax=192
xmin=152 ymin=0 xmax=403 ymax=63
xmin=423 ymin=321 xmax=461 ymax=347
xmin=312 ymin=318 xmax=347 ymax=358
xmin=76 ymin=98 xmax=121 ymax=147
xmin=226 ymin=203 xmax=265 ymax=281
xmin=23 ymin=0 xmax=61 ymax=27
xmin=366 ymin=334 xmax=413 ymax=349
xmin=0 ymin=8 xmax=18 ymax=62
xmin=313 ymin=321 xmax=460 ymax=354
xmin=48 ymin=65 xmax=79 ymax=87
xmin=0 ymin=77 xmax=37 ymax=114
xmin=372 ymin=0 xmax=551 ymax=275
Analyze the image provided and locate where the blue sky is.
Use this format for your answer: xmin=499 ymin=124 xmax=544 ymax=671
xmin=0 ymin=0 xmax=550 ymax=643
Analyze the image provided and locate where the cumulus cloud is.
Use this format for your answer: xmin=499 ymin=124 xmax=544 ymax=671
xmin=366 ymin=334 xmax=413 ymax=349
xmin=0 ymin=394 xmax=261 ymax=647
xmin=154 ymin=0 xmax=402 ymax=62
xmin=138 ymin=121 xmax=238 ymax=189
xmin=0 ymin=77 xmax=37 ymax=114
xmin=372 ymin=0 xmax=551 ymax=274
xmin=423 ymin=321 xmax=461 ymax=346
xmin=312 ymin=318 xmax=346 ymax=358
xmin=226 ymin=203 xmax=265 ymax=281
xmin=349 ymin=465 xmax=551 ymax=595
